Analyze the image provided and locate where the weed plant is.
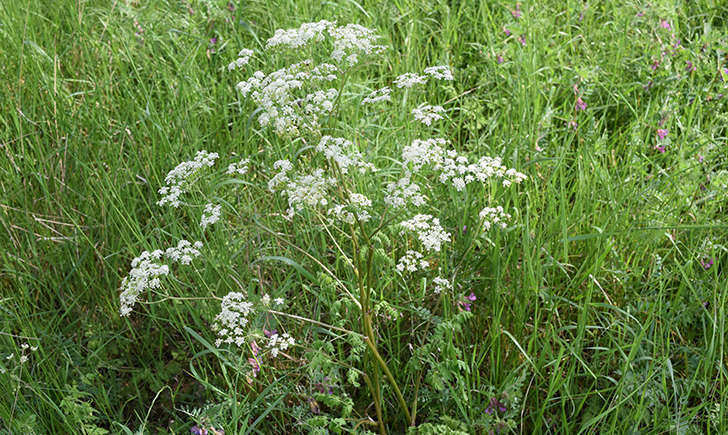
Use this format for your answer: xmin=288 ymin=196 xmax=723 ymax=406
xmin=1 ymin=0 xmax=727 ymax=433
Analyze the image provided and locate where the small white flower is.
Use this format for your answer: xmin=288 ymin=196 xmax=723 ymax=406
xmin=157 ymin=151 xmax=219 ymax=208
xmin=261 ymin=294 xmax=271 ymax=305
xmin=411 ymin=104 xmax=445 ymax=126
xmin=385 ymin=174 xmax=426 ymax=209
xmin=423 ymin=65 xmax=454 ymax=81
xmin=396 ymin=250 xmax=429 ymax=273
xmin=394 ymin=72 xmax=428 ymax=88
xmin=432 ymin=276 xmax=451 ymax=294
xmin=362 ymin=87 xmax=391 ymax=104
xmin=228 ymin=48 xmax=254 ymax=71
xmin=479 ymin=206 xmax=512 ymax=231
xmin=274 ymin=297 xmax=285 ymax=306
xmin=400 ymin=215 xmax=451 ymax=252
xmin=226 ymin=158 xmax=250 ymax=175
xmin=200 ymin=203 xmax=222 ymax=229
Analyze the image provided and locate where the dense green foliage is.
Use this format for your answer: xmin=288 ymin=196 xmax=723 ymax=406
xmin=1 ymin=0 xmax=727 ymax=433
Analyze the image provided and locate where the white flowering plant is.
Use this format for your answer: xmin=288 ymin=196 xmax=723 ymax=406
xmin=117 ymin=19 xmax=526 ymax=432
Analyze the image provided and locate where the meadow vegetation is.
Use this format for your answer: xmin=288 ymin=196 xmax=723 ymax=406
xmin=1 ymin=0 xmax=727 ymax=433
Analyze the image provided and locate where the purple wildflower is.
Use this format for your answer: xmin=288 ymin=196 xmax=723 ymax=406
xmin=248 ymin=358 xmax=260 ymax=377
xmin=209 ymin=37 xmax=218 ymax=45
xmin=191 ymin=427 xmax=207 ymax=435
xmin=467 ymin=292 xmax=477 ymax=302
xmin=654 ymin=144 xmax=666 ymax=153
xmin=701 ymin=258 xmax=714 ymax=270
xmin=568 ymin=120 xmax=578 ymax=130
xmin=685 ymin=61 xmax=696 ymax=73
xmin=636 ymin=11 xmax=644 ymax=17
xmin=660 ymin=19 xmax=671 ymax=29
xmin=721 ymin=68 xmax=728 ymax=81
xmin=486 ymin=397 xmax=507 ymax=415
xmin=463 ymin=225 xmax=468 ymax=233
xmin=512 ymin=3 xmax=522 ymax=18
xmin=263 ymin=328 xmax=277 ymax=338
xmin=251 ymin=340 xmax=260 ymax=356
xmin=698 ymin=154 xmax=704 ymax=163
xmin=518 ymin=35 xmax=526 ymax=46
xmin=575 ymin=97 xmax=587 ymax=111
xmin=651 ymin=60 xmax=660 ymax=71
xmin=496 ymin=54 xmax=504 ymax=64
xmin=503 ymin=26 xmax=511 ymax=36
xmin=657 ymin=128 xmax=668 ymax=140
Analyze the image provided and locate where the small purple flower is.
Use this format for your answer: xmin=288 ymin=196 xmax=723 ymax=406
xmin=701 ymin=258 xmax=714 ymax=270
xmin=685 ymin=61 xmax=696 ymax=73
xmin=503 ymin=26 xmax=511 ymax=36
xmin=251 ymin=340 xmax=260 ymax=357
xmin=459 ymin=301 xmax=472 ymax=312
xmin=511 ymin=3 xmax=522 ymax=18
xmin=654 ymin=144 xmax=666 ymax=153
xmin=209 ymin=37 xmax=218 ymax=45
xmin=651 ymin=60 xmax=660 ymax=71
xmin=721 ymin=68 xmax=728 ymax=81
xmin=486 ymin=397 xmax=507 ymax=414
xmin=264 ymin=328 xmax=277 ymax=338
xmin=191 ymin=427 xmax=207 ymax=435
xmin=698 ymin=154 xmax=704 ymax=163
xmin=496 ymin=54 xmax=504 ymax=64
xmin=660 ymin=19 xmax=671 ymax=29
xmin=467 ymin=292 xmax=477 ymax=302
xmin=248 ymin=358 xmax=260 ymax=377
xmin=463 ymin=225 xmax=468 ymax=233
xmin=518 ymin=35 xmax=526 ymax=46
xmin=656 ymin=128 xmax=668 ymax=140
xmin=568 ymin=120 xmax=578 ymax=130
xmin=636 ymin=11 xmax=644 ymax=17
xmin=575 ymin=97 xmax=587 ymax=111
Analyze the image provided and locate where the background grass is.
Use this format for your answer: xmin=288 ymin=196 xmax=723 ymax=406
xmin=1 ymin=0 xmax=727 ymax=432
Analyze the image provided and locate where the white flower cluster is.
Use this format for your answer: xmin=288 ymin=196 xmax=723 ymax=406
xmin=394 ymin=72 xmax=428 ymax=88
xmin=392 ymin=66 xmax=453 ymax=89
xmin=119 ymin=240 xmax=203 ymax=316
xmin=213 ymin=292 xmax=255 ymax=347
xmin=279 ymin=169 xmax=336 ymax=217
xmin=266 ymin=20 xmax=334 ymax=50
xmin=384 ymin=173 xmax=426 ymax=209
xmin=236 ymin=61 xmax=338 ymax=136
xmin=267 ymin=332 xmax=295 ymax=358
xmin=266 ymin=21 xmax=385 ymax=66
xmin=479 ymin=206 xmax=512 ymax=231
xmin=316 ymin=136 xmax=376 ymax=174
xmin=120 ymin=250 xmax=169 ymax=316
xmin=329 ymin=23 xmax=386 ymax=66
xmin=423 ymin=65 xmax=454 ymax=81
xmin=228 ymin=48 xmax=254 ymax=71
xmin=400 ymin=214 xmax=451 ymax=252
xmin=268 ymin=159 xmax=293 ymax=192
xmin=165 ymin=240 xmax=204 ymax=265
xmin=157 ymin=151 xmax=219 ymax=208
xmin=396 ymin=250 xmax=429 ymax=273
xmin=402 ymin=138 xmax=447 ymax=170
xmin=399 ymin=138 xmax=527 ymax=191
xmin=412 ymin=104 xmax=445 ymax=126
xmin=200 ymin=203 xmax=222 ymax=229
xmin=2 ymin=342 xmax=38 ymax=371
xmin=328 ymin=193 xmax=372 ymax=224
xmin=226 ymin=158 xmax=250 ymax=175
xmin=432 ymin=276 xmax=451 ymax=294
xmin=362 ymin=87 xmax=391 ymax=104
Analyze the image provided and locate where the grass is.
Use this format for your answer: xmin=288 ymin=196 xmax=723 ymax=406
xmin=1 ymin=0 xmax=727 ymax=433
